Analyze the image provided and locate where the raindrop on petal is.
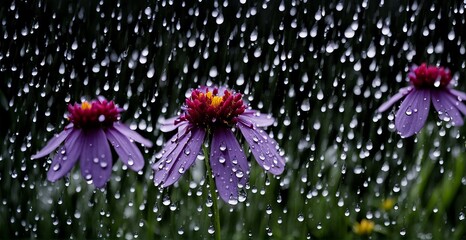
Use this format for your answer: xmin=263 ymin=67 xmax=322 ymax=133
xmin=405 ymin=106 xmax=413 ymax=116
xmin=128 ymin=159 xmax=134 ymax=166
xmin=219 ymin=156 xmax=226 ymax=164
xmin=52 ymin=163 xmax=60 ymax=171
xmin=100 ymin=162 xmax=108 ymax=168
xmin=219 ymin=142 xmax=227 ymax=151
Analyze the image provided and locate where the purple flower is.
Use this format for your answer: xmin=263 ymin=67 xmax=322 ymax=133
xmin=378 ymin=63 xmax=466 ymax=138
xmin=32 ymin=98 xmax=153 ymax=188
xmin=153 ymin=87 xmax=285 ymax=204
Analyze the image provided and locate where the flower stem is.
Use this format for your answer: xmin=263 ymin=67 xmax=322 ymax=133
xmin=203 ymin=144 xmax=221 ymax=240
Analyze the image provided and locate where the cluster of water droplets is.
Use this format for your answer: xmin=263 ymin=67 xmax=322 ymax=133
xmin=1 ymin=0 xmax=466 ymax=239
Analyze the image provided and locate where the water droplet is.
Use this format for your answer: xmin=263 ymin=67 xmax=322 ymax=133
xmin=128 ymin=159 xmax=134 ymax=166
xmin=162 ymin=197 xmax=171 ymax=206
xmin=208 ymin=226 xmax=215 ymax=234
xmin=219 ymin=142 xmax=227 ymax=151
xmin=178 ymin=167 xmax=185 ymax=174
xmin=100 ymin=162 xmax=108 ymax=168
xmin=405 ymin=106 xmax=413 ymax=116
xmin=219 ymin=157 xmax=226 ymax=163
xmin=184 ymin=148 xmax=191 ymax=155
xmin=297 ymin=214 xmax=304 ymax=222
xmin=228 ymin=198 xmax=238 ymax=205
xmin=98 ymin=115 xmax=105 ymax=122
xmin=400 ymin=229 xmax=406 ymax=236
xmin=300 ymin=99 xmax=311 ymax=112
xmin=52 ymin=163 xmax=60 ymax=171
xmin=266 ymin=205 xmax=272 ymax=215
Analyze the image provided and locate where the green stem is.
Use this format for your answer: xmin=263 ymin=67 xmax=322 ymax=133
xmin=203 ymin=144 xmax=221 ymax=240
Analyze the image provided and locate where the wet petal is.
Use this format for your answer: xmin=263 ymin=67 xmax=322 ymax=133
xmin=432 ymin=90 xmax=464 ymax=126
xmin=32 ymin=128 xmax=72 ymax=159
xmin=448 ymin=88 xmax=466 ymax=101
xmin=238 ymin=110 xmax=275 ymax=127
xmin=153 ymin=126 xmax=205 ymax=187
xmin=237 ymin=124 xmax=285 ymax=175
xmin=159 ymin=116 xmax=183 ymax=132
xmin=446 ymin=92 xmax=466 ymax=116
xmin=47 ymin=129 xmax=83 ymax=182
xmin=210 ymin=127 xmax=249 ymax=203
xmin=79 ymin=129 xmax=113 ymax=188
xmin=377 ymin=87 xmax=411 ymax=113
xmin=112 ymin=122 xmax=153 ymax=147
xmin=395 ymin=89 xmax=431 ymax=138
xmin=106 ymin=127 xmax=145 ymax=171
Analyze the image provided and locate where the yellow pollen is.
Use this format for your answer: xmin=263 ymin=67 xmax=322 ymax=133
xmin=81 ymin=101 xmax=92 ymax=110
xmin=204 ymin=91 xmax=223 ymax=108
xmin=211 ymin=96 xmax=223 ymax=108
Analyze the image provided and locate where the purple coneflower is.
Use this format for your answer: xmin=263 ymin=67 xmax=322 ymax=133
xmin=32 ymin=97 xmax=153 ymax=187
xmin=378 ymin=63 xmax=466 ymax=138
xmin=153 ymin=87 xmax=285 ymax=203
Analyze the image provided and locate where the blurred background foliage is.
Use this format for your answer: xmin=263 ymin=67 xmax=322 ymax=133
xmin=1 ymin=0 xmax=465 ymax=239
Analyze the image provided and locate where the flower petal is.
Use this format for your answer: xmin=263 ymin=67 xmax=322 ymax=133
xmin=105 ymin=127 xmax=145 ymax=171
xmin=448 ymin=88 xmax=466 ymax=101
xmin=432 ymin=90 xmax=464 ymax=126
xmin=237 ymin=123 xmax=285 ymax=175
xmin=377 ymin=87 xmax=412 ymax=113
xmin=79 ymin=129 xmax=113 ymax=188
xmin=153 ymin=126 xmax=206 ymax=187
xmin=210 ymin=127 xmax=249 ymax=203
xmin=395 ymin=89 xmax=431 ymax=138
xmin=32 ymin=128 xmax=72 ymax=159
xmin=47 ymin=129 xmax=83 ymax=182
xmin=238 ymin=110 xmax=275 ymax=127
xmin=159 ymin=116 xmax=183 ymax=132
xmin=112 ymin=122 xmax=153 ymax=147
xmin=446 ymin=92 xmax=466 ymax=116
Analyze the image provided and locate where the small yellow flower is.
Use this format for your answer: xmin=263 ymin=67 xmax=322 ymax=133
xmin=353 ymin=219 xmax=374 ymax=235
xmin=381 ymin=198 xmax=395 ymax=211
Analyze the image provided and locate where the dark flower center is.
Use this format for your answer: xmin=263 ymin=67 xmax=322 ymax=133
xmin=409 ymin=63 xmax=452 ymax=88
xmin=67 ymin=99 xmax=120 ymax=129
xmin=180 ymin=87 xmax=246 ymax=128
